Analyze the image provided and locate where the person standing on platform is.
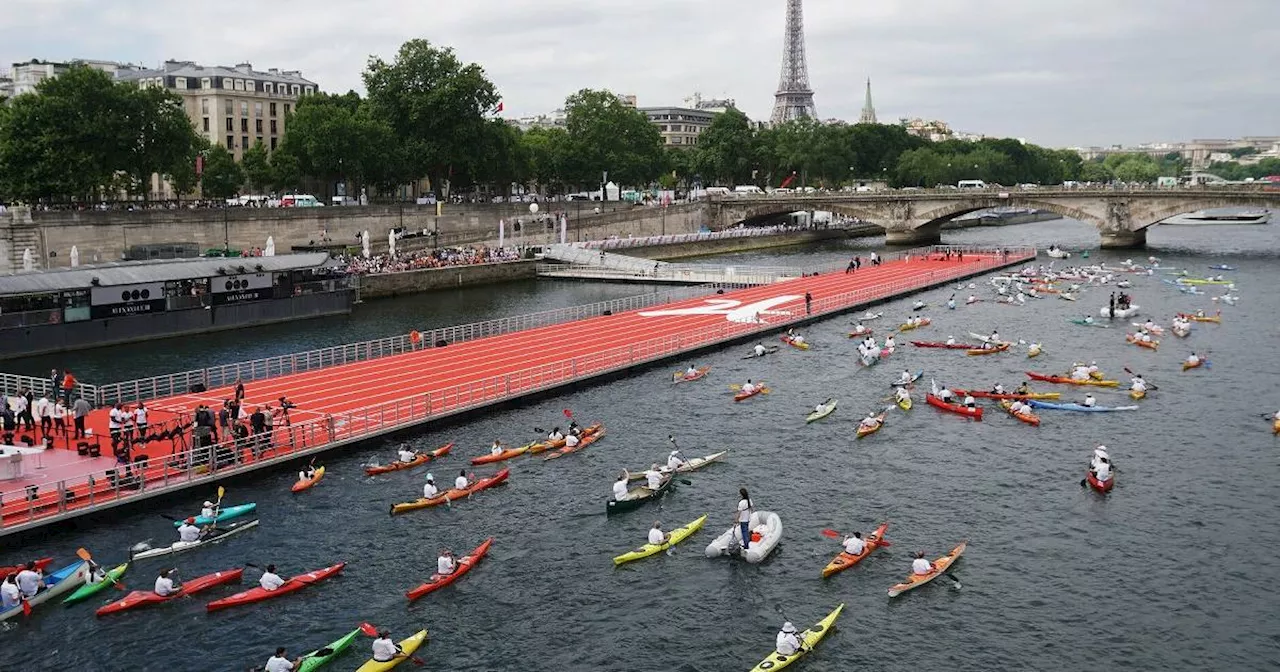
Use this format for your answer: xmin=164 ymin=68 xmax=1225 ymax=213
xmin=250 ymin=407 xmax=268 ymax=457
xmin=72 ymin=396 xmax=91 ymax=439
xmin=134 ymin=402 xmax=148 ymax=444
xmin=14 ymin=389 xmax=33 ymax=432
xmin=34 ymin=393 xmax=51 ymax=438
xmin=804 ymin=292 xmax=812 ymax=315
xmin=61 ymin=370 xmax=77 ymax=404
xmin=1 ymin=404 xmax=15 ymax=445
xmin=52 ymin=398 xmax=67 ymax=436
xmin=234 ymin=377 xmax=246 ymax=404
xmin=49 ymin=369 xmax=62 ymax=398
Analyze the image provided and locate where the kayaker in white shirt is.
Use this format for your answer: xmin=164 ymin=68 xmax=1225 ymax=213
xmin=945 ymin=335 xmax=957 ymax=345
xmin=1070 ymin=366 xmax=1091 ymax=381
xmin=736 ymin=489 xmax=754 ymax=550
xmin=371 ymin=631 xmax=399 ymax=663
xmin=177 ymin=518 xmax=202 ymax=543
xmin=684 ymin=365 xmax=699 ymax=378
xmin=898 ymin=370 xmax=912 ymax=384
xmin=200 ymin=501 xmax=217 ymax=519
xmin=947 ymin=296 xmax=956 ymax=309
xmin=1083 ymin=315 xmax=1095 ymax=324
xmin=489 ymin=440 xmax=504 ymax=456
xmin=422 ymin=475 xmax=439 ymax=499
xmin=1008 ymin=400 xmax=1026 ymax=415
xmin=1092 ymin=446 xmax=1110 ymax=471
xmin=740 ymin=380 xmax=758 ymax=396
xmin=1186 ymin=352 xmax=1200 ymax=366
xmin=397 ymin=445 xmax=418 ymax=463
xmin=894 ymin=387 xmax=910 ymax=403
xmin=965 ymin=295 xmax=977 ymax=304
xmin=753 ymin=343 xmax=767 ymax=357
xmin=790 ymin=333 xmax=806 ymax=346
xmin=264 ymin=647 xmax=299 ymax=672
xmin=842 ymin=532 xmax=866 ymax=556
xmin=667 ymin=449 xmax=686 ymax=471
xmin=648 ymin=521 xmax=669 ymax=545
xmin=1093 ymin=458 xmax=1112 ymax=482
xmin=154 ymin=569 xmax=178 ymax=596
xmin=883 ymin=335 xmax=896 ymax=350
xmin=1 ymin=575 xmax=20 ymax=609
xmin=912 ymin=551 xmax=935 ymax=575
xmin=298 ymin=465 xmax=316 ymax=483
xmin=852 ymin=322 xmax=866 ymax=334
xmin=15 ymin=564 xmax=42 ymax=598
xmin=644 ymin=464 xmax=665 ymax=491
xmin=259 ymin=565 xmax=285 ymax=591
xmin=547 ymin=427 xmax=564 ymax=441
xmin=612 ymin=471 xmax=631 ymax=501
xmin=962 ymin=393 xmax=976 ymax=409
xmin=454 ymin=471 xmax=469 ymax=490
xmin=989 ymin=330 xmax=1001 ymax=344
xmin=1130 ymin=376 xmax=1146 ymax=392
xmin=1082 ymin=394 xmax=1096 ymax=408
xmin=1139 ymin=332 xmax=1153 ymax=343
xmin=775 ymin=622 xmax=802 ymax=655
xmin=563 ymin=432 xmax=580 ymax=448
xmin=990 ymin=383 xmax=1005 ymax=395
xmin=912 ymin=300 xmax=926 ymax=310
xmin=936 ymin=386 xmax=954 ymax=402
xmin=437 ymin=551 xmax=456 ymax=576
xmin=859 ymin=413 xmax=880 ymax=429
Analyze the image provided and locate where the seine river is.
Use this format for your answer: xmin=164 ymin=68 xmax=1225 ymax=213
xmin=2 ymin=218 xmax=1277 ymax=671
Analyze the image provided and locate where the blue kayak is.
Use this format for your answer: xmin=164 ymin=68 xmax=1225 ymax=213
xmin=1027 ymin=400 xmax=1139 ymax=413
xmin=172 ymin=502 xmax=257 ymax=527
xmin=0 ymin=560 xmax=88 ymax=621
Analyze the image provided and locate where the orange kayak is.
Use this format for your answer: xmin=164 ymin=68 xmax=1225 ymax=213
xmin=888 ymin=541 xmax=965 ymax=597
xmin=543 ymin=429 xmax=605 ymax=461
xmin=822 ymin=523 xmax=889 ymax=578
xmin=1125 ymin=334 xmax=1159 ymax=351
xmin=1182 ymin=360 xmax=1203 ymax=371
xmin=528 ymin=424 xmax=601 ymax=455
xmin=966 ymin=343 xmax=1009 ymax=356
xmin=364 ymin=443 xmax=452 ymax=475
xmin=1273 ymin=419 xmax=1280 ymax=434
xmin=998 ymin=401 xmax=1040 ymax=426
xmin=855 ymin=411 xmax=887 ymax=438
xmin=291 ymin=466 xmax=326 ymax=493
xmin=733 ymin=385 xmax=769 ymax=402
xmin=471 ymin=442 xmax=534 ymax=465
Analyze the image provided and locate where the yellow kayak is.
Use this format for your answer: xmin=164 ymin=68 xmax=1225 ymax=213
xmin=748 ymin=604 xmax=844 ymax=672
xmin=897 ymin=395 xmax=912 ymax=411
xmin=613 ymin=515 xmax=708 ymax=565
xmin=1130 ymin=389 xmax=1146 ymax=400
xmin=355 ymin=630 xmax=428 ymax=672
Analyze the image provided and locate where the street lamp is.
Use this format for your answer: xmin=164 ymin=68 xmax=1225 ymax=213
xmin=529 ymin=202 xmax=539 ymax=247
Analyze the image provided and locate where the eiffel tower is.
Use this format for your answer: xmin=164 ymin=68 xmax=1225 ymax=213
xmin=770 ymin=0 xmax=817 ymax=125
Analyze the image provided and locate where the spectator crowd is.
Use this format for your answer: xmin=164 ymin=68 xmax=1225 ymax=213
xmin=339 ymin=246 xmax=522 ymax=275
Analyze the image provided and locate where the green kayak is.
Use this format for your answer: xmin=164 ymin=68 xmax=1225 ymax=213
xmin=805 ymin=399 xmax=837 ymax=423
xmin=297 ymin=628 xmax=362 ymax=672
xmin=62 ymin=563 xmax=128 ymax=605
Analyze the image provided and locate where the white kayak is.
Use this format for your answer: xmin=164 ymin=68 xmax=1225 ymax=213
xmin=705 ymin=510 xmax=782 ymax=564
xmin=130 ymin=519 xmax=260 ymax=560
xmin=627 ymin=451 xmax=728 ymax=480
xmin=1100 ymin=305 xmax=1140 ymax=319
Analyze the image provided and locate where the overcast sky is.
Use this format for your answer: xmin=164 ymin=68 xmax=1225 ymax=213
xmin=6 ymin=0 xmax=1278 ymax=147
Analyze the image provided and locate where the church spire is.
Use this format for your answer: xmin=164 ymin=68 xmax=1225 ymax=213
xmin=859 ymin=78 xmax=877 ymax=124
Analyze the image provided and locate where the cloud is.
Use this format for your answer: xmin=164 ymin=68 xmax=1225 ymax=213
xmin=4 ymin=0 xmax=1277 ymax=147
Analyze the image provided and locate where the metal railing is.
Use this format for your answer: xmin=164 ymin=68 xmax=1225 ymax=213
xmin=580 ymin=225 xmax=805 ymax=250
xmin=0 ymin=373 xmax=98 ymax=403
xmin=1 ymin=245 xmax=1034 ymax=532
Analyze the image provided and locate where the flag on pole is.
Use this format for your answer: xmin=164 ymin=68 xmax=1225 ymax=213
xmin=496 ymin=101 xmax=504 ymax=114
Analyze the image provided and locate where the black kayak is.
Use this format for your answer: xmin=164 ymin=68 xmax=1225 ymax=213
xmin=607 ymin=475 xmax=676 ymax=514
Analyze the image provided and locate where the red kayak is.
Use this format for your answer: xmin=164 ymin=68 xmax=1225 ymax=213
xmin=96 ymin=568 xmax=243 ymax=616
xmin=1086 ymin=470 xmax=1115 ymax=494
xmin=0 ymin=557 xmax=53 ymax=578
xmin=205 ymin=563 xmax=345 ymax=612
xmin=406 ymin=538 xmax=493 ymax=601
xmin=911 ymin=341 xmax=978 ymax=350
xmin=925 ymin=394 xmax=983 ymax=420
xmin=364 ymin=443 xmax=452 ymax=475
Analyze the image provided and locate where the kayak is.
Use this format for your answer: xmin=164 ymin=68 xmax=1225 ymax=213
xmin=63 ymin=562 xmax=129 ymax=605
xmin=614 ymin=514 xmax=708 ymax=566
xmin=822 ymin=523 xmax=889 ymax=578
xmin=706 ymin=510 xmax=782 ymax=563
xmin=292 ymin=466 xmax=326 ymax=493
xmin=0 ymin=557 xmax=53 ymax=578
xmin=742 ymin=346 xmax=780 ymax=359
xmin=1125 ymin=334 xmax=1159 ymax=351
xmin=1086 ymin=470 xmax=1115 ymax=494
xmin=954 ymin=389 xmax=1060 ymax=401
xmin=1025 ymin=372 xmax=1119 ymax=387
xmin=389 ymin=468 xmax=510 ymax=515
xmin=544 ymin=428 xmax=606 ymax=460
xmin=898 ymin=318 xmax=931 ymax=331
xmin=95 ymin=568 xmax=243 ymax=616
xmin=896 ymin=393 xmax=912 ymax=411
xmin=889 ymin=370 xmax=924 ymax=387
xmin=998 ymin=401 xmax=1040 ymax=426
xmin=1182 ymin=360 xmax=1203 ymax=371
xmin=298 ymin=628 xmax=362 ymax=672
xmin=406 ymin=538 xmax=492 ymax=601
xmin=628 ymin=451 xmax=728 ymax=480
xmin=206 ymin=562 xmax=345 ymax=612
xmin=1100 ymin=305 xmax=1140 ymax=319
xmin=1172 ymin=325 xmax=1191 ymax=338
xmin=805 ymin=399 xmax=838 ymax=423
xmin=911 ymin=341 xmax=976 ymax=349
xmin=1131 ymin=322 xmax=1166 ymax=335
xmin=132 ymin=519 xmax=260 ymax=560
xmin=0 ymin=560 xmax=88 ymax=621
xmin=1177 ymin=311 xmax=1222 ymax=324
xmin=925 ymin=394 xmax=983 ymax=420
xmin=1130 ymin=389 xmax=1146 ymax=400
xmin=734 ymin=385 xmax=769 ymax=402
xmin=1068 ymin=319 xmax=1110 ymax=328
xmin=855 ymin=411 xmax=888 ymax=438
xmin=888 ymin=541 xmax=966 ymax=597
xmin=747 ymin=603 xmax=843 ymax=672
xmin=780 ymin=336 xmax=810 ymax=350
xmin=529 ymin=423 xmax=602 ymax=455
xmin=847 ymin=328 xmax=872 ymax=338
xmin=967 ymin=343 xmax=1010 ymax=356
xmin=173 ymin=502 xmax=257 ymax=527
xmin=470 ymin=441 xmax=534 ymax=465
xmin=860 ymin=311 xmax=883 ymax=320
xmin=1027 ymin=344 xmax=1042 ymax=358
xmin=354 ymin=629 xmax=428 ymax=672
xmin=673 ymin=366 xmax=711 ymax=383
xmin=364 ymin=443 xmax=453 ymax=475
xmin=1177 ymin=278 xmax=1233 ymax=285
xmin=1209 ymin=264 xmax=1236 ymax=271
xmin=607 ymin=474 xmax=675 ymax=515
xmin=1026 ymin=400 xmax=1139 ymax=413
xmin=1273 ymin=419 xmax=1280 ymax=435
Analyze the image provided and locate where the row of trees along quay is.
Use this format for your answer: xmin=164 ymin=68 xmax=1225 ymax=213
xmin=0 ymin=38 xmax=1188 ymax=205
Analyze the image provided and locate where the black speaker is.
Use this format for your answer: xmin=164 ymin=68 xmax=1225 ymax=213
xmin=602 ymin=310 xmax=612 ymax=316
xmin=190 ymin=383 xmax=207 ymax=393
xmin=435 ymin=340 xmax=448 ymax=348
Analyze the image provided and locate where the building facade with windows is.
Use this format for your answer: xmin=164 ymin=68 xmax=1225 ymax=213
xmin=638 ymin=106 xmax=716 ymax=149
xmin=114 ymin=60 xmax=317 ymax=161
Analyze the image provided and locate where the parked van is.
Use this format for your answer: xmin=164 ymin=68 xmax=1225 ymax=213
xmin=957 ymin=180 xmax=987 ymax=189
xmin=281 ymin=194 xmax=323 ymax=207
xmin=704 ymin=186 xmax=732 ymax=196
xmin=733 ymin=185 xmax=764 ymax=194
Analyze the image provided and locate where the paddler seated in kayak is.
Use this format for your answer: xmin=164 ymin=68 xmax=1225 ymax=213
xmin=1088 ymin=361 xmax=1100 ymax=376
xmin=990 ymin=383 xmax=1006 ymax=395
xmin=567 ymin=420 xmax=582 ymax=436
xmin=1194 ymin=309 xmax=1206 ymax=318
xmin=1008 ymin=400 xmax=1028 ymax=416
xmin=945 ymin=335 xmax=957 ymax=345
xmin=423 ymin=474 xmax=439 ymax=499
xmin=259 ymin=564 xmax=285 ymax=591
xmin=912 ymin=551 xmax=935 ymax=576
xmin=775 ymin=622 xmax=803 ymax=656
xmin=859 ymin=413 xmax=881 ymax=430
xmin=298 ymin=464 xmax=317 ymax=483
xmin=264 ymin=646 xmax=301 ymax=672
xmin=437 ymin=550 xmax=456 ymax=576
xmin=489 ymin=440 xmax=504 ymax=456
xmin=397 ymin=444 xmax=418 ymax=464
xmin=1 ymin=575 xmax=20 ymax=609
xmin=612 ymin=471 xmax=632 ymax=501
xmin=912 ymin=300 xmax=926 ymax=310
xmin=547 ymin=427 xmax=564 ymax=441
xmin=1014 ymin=381 xmax=1031 ymax=395
xmin=852 ymin=322 xmax=866 ymax=334
xmin=86 ymin=560 xmax=107 ymax=585
xmin=935 ymin=385 xmax=955 ymax=403
xmin=883 ymin=335 xmax=896 ymax=350
xmin=947 ymin=295 xmax=956 ymax=309
xmin=200 ymin=500 xmax=218 ymax=520
xmin=1139 ymin=331 xmax=1153 ymax=343
xmin=454 ymin=470 xmax=469 ymax=490
xmin=644 ymin=464 xmax=665 ymax=490
xmin=177 ymin=517 xmax=204 ymax=543
xmin=740 ymin=380 xmax=759 ymax=396
xmin=1185 ymin=352 xmax=1200 ymax=367
xmin=1083 ymin=315 xmax=1095 ymax=324
xmin=371 ymin=631 xmax=401 ymax=664
xmin=563 ymin=431 xmax=580 ymax=449
xmin=667 ymin=448 xmax=687 ymax=471
xmin=894 ymin=386 xmax=910 ymax=404
xmin=684 ymin=364 xmax=700 ymax=378
xmin=15 ymin=562 xmax=43 ymax=599
xmin=1070 ymin=365 xmax=1091 ymax=382
xmin=1091 ymin=446 xmax=1110 ymax=472
xmin=154 ymin=569 xmax=180 ymax=597
xmin=962 ymin=392 xmax=977 ymax=409
xmin=648 ymin=521 xmax=670 ymax=545
xmin=1092 ymin=455 xmax=1112 ymax=483
xmin=988 ymin=330 xmax=1001 ymax=345
xmin=842 ymin=531 xmax=866 ymax=556
xmin=898 ymin=370 xmax=913 ymax=385
xmin=753 ymin=343 xmax=767 ymax=357
xmin=1142 ymin=319 xmax=1157 ymax=331
xmin=1130 ymin=375 xmax=1147 ymax=393
xmin=966 ymin=295 xmax=978 ymax=304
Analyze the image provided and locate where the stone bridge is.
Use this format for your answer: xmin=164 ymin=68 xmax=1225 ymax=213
xmin=707 ymin=188 xmax=1280 ymax=247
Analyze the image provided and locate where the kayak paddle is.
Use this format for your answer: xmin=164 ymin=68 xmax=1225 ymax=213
xmin=358 ymin=623 xmax=425 ymax=666
xmin=75 ymin=547 xmax=126 ymax=591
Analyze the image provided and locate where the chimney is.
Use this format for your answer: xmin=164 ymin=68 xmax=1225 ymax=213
xmin=236 ymin=62 xmax=253 ymax=74
xmin=268 ymin=68 xmax=279 ymax=75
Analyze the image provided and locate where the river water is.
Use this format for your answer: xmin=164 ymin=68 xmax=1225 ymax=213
xmin=3 ymin=219 xmax=1279 ymax=671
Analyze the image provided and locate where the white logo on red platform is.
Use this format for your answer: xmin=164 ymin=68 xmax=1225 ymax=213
xmin=639 ymin=296 xmax=801 ymax=323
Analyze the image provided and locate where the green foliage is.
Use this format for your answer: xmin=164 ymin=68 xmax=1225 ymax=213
xmin=1079 ymin=160 xmax=1113 ymax=183
xmin=240 ymin=141 xmax=274 ymax=193
xmin=1204 ymin=158 xmax=1280 ymax=181
xmin=560 ymin=88 xmax=666 ymax=187
xmin=278 ymin=92 xmax=404 ymax=192
xmin=199 ymin=144 xmax=244 ymax=199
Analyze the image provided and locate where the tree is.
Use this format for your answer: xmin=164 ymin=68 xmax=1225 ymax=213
xmin=200 ymin=145 xmax=244 ymax=199
xmin=561 ymin=88 xmax=665 ymax=188
xmin=522 ymin=127 xmax=571 ymax=194
xmin=269 ymin=148 xmax=303 ymax=193
xmin=363 ymin=39 xmax=500 ymax=196
xmin=1079 ymin=160 xmax=1112 ymax=183
xmin=125 ymin=86 xmax=203 ymax=199
xmin=278 ymin=92 xmax=404 ymax=197
xmin=167 ymin=147 xmax=200 ymax=199
xmin=693 ymin=107 xmax=758 ymax=186
xmin=240 ymin=141 xmax=273 ymax=193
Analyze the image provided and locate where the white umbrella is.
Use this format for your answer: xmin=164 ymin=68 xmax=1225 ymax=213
xmin=22 ymin=248 xmax=33 ymax=271
xmin=361 ymin=230 xmax=371 ymax=259
xmin=70 ymin=245 xmax=80 ymax=267
xmin=264 ymin=236 xmax=276 ymax=257
xmin=498 ymin=219 xmax=505 ymax=249
xmin=388 ymin=229 xmax=396 ymax=256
